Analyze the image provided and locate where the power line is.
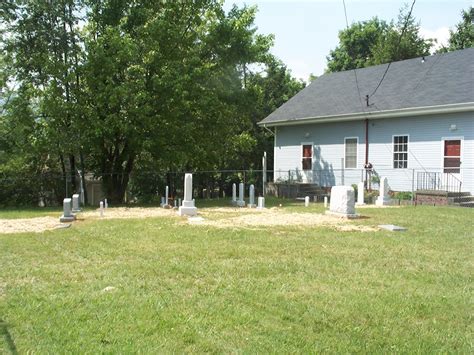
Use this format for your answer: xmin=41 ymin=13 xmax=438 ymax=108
xmin=342 ymin=0 xmax=365 ymax=111
xmin=369 ymin=0 xmax=417 ymax=98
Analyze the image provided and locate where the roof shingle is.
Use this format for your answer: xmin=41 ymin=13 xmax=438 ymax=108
xmin=259 ymin=48 xmax=474 ymax=125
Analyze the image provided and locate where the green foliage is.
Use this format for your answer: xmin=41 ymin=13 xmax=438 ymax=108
xmin=438 ymin=7 xmax=473 ymax=52
xmin=393 ymin=191 xmax=413 ymax=200
xmin=326 ymin=6 xmax=433 ymax=72
xmin=1 ymin=1 xmax=301 ymax=204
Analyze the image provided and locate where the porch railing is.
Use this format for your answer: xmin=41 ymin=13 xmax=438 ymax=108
xmin=416 ymin=171 xmax=462 ymax=196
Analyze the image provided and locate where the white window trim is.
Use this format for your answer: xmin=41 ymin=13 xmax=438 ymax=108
xmin=392 ymin=134 xmax=410 ymax=169
xmin=301 ymin=142 xmax=313 ymax=171
xmin=441 ymin=136 xmax=463 ymax=175
xmin=344 ymin=137 xmax=358 ymax=169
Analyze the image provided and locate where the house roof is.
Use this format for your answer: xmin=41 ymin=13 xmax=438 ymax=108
xmin=259 ymin=48 xmax=474 ymax=126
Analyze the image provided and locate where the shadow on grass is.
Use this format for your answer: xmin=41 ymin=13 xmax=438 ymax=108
xmin=0 ymin=319 xmax=18 ymax=355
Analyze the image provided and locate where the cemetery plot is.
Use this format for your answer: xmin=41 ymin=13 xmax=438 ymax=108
xmin=1 ymin=205 xmax=377 ymax=233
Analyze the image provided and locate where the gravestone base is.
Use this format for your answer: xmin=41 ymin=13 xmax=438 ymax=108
xmin=325 ymin=210 xmax=359 ymax=219
xmin=237 ymin=200 xmax=245 ymax=207
xmin=178 ymin=206 xmax=197 ymax=217
xmin=375 ymin=197 xmax=391 ymax=206
xmin=231 ymin=200 xmax=237 ymax=206
xmin=247 ymin=203 xmax=256 ymax=208
xmin=59 ymin=215 xmax=75 ymax=223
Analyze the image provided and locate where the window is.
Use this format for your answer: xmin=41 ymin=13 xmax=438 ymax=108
xmin=345 ymin=138 xmax=357 ymax=169
xmin=393 ymin=135 xmax=408 ymax=169
xmin=444 ymin=140 xmax=461 ymax=173
xmin=302 ymin=144 xmax=312 ymax=170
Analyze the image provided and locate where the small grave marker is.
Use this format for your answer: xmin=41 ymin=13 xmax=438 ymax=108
xmin=376 ymin=177 xmax=390 ymax=206
xmin=327 ymin=186 xmax=358 ymax=218
xmin=248 ymin=184 xmax=256 ymax=208
xmin=178 ymin=173 xmax=198 ymax=216
xmin=237 ymin=182 xmax=245 ymax=207
xmin=231 ymin=183 xmax=237 ymax=206
xmin=72 ymin=194 xmax=81 ymax=213
xmin=379 ymin=224 xmax=407 ymax=232
xmin=59 ymin=198 xmax=75 ymax=223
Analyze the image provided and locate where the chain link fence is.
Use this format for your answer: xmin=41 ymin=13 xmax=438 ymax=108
xmin=0 ymin=167 xmax=471 ymax=207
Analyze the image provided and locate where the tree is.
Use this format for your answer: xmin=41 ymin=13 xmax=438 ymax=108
xmin=326 ymin=6 xmax=433 ymax=72
xmin=1 ymin=0 xmax=302 ymax=204
xmin=438 ymin=7 xmax=473 ymax=52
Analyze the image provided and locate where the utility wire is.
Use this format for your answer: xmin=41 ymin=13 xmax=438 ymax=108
xmin=342 ymin=0 xmax=365 ymax=111
xmin=368 ymin=0 xmax=417 ymax=98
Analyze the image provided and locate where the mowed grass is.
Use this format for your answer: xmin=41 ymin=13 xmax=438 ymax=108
xmin=0 ymin=202 xmax=472 ymax=353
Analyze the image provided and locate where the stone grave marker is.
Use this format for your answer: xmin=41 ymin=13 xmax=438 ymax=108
xmin=178 ymin=173 xmax=198 ymax=216
xmin=164 ymin=186 xmax=169 ymax=207
xmin=376 ymin=177 xmax=391 ymax=206
xmin=237 ymin=182 xmax=245 ymax=207
xmin=231 ymin=183 xmax=237 ymax=206
xmin=257 ymin=196 xmax=265 ymax=209
xmin=327 ymin=186 xmax=358 ymax=218
xmin=248 ymin=184 xmax=256 ymax=208
xmin=72 ymin=194 xmax=81 ymax=213
xmin=60 ymin=198 xmax=75 ymax=223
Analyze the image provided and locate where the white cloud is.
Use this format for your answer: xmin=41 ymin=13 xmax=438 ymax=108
xmin=420 ymin=26 xmax=450 ymax=52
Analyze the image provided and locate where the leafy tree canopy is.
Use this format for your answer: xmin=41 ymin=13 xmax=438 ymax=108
xmin=438 ymin=7 xmax=474 ymax=52
xmin=326 ymin=5 xmax=433 ymax=72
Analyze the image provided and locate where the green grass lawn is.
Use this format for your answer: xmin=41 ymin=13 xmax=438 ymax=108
xmin=0 ymin=202 xmax=472 ymax=353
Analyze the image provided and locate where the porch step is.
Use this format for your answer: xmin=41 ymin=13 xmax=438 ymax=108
xmin=296 ymin=183 xmax=326 ymax=199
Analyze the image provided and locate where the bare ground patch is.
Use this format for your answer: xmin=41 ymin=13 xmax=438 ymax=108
xmin=0 ymin=216 xmax=62 ymax=234
xmin=0 ymin=207 xmax=378 ymax=234
xmin=192 ymin=210 xmax=378 ymax=232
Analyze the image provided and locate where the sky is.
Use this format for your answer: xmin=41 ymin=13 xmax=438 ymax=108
xmin=223 ymin=0 xmax=472 ymax=82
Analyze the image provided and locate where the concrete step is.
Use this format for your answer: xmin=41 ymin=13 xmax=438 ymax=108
xmin=453 ymin=196 xmax=474 ymax=203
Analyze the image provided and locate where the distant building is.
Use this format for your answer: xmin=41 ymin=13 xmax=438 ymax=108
xmin=259 ymin=48 xmax=474 ymax=201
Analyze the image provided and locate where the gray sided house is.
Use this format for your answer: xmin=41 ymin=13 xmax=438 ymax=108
xmin=259 ymin=48 xmax=474 ymax=199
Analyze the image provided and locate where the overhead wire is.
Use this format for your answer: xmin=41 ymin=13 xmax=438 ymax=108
xmin=342 ymin=0 xmax=365 ymax=112
xmin=368 ymin=0 xmax=417 ymax=99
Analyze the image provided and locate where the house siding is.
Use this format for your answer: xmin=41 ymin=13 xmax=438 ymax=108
xmin=274 ymin=112 xmax=474 ymax=193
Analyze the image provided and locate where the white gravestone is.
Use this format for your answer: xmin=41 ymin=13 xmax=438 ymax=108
xmin=104 ymin=198 xmax=108 ymax=209
xmin=178 ymin=174 xmax=198 ymax=216
xmin=248 ymin=184 xmax=256 ymax=208
xmin=100 ymin=201 xmax=104 ymax=217
xmin=237 ymin=182 xmax=245 ymax=207
xmin=231 ymin=183 xmax=237 ymax=206
xmin=356 ymin=181 xmax=365 ymax=205
xmin=164 ymin=186 xmax=169 ymax=207
xmin=72 ymin=194 xmax=81 ymax=213
xmin=174 ymin=200 xmax=177 ymax=208
xmin=257 ymin=196 xmax=265 ymax=209
xmin=160 ymin=197 xmax=165 ymax=207
xmin=376 ymin=177 xmax=391 ymax=206
xmin=324 ymin=196 xmax=328 ymax=208
xmin=60 ymin=198 xmax=75 ymax=222
xmin=305 ymin=196 xmax=310 ymax=207
xmin=327 ymin=186 xmax=358 ymax=218
xmin=178 ymin=198 xmax=182 ymax=207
